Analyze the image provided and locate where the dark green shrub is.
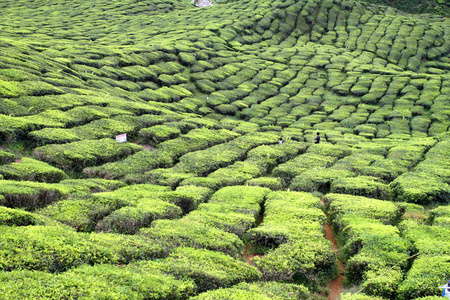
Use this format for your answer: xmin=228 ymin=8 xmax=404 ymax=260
xmin=0 ymin=150 xmax=15 ymax=164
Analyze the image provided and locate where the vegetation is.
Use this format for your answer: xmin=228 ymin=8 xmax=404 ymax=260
xmin=0 ymin=0 xmax=449 ymax=298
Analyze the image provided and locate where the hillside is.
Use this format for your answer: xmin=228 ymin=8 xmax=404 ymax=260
xmin=0 ymin=0 xmax=449 ymax=299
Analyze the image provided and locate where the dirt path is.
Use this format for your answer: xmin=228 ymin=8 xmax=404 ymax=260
xmin=325 ymin=223 xmax=346 ymax=300
xmin=242 ymin=215 xmax=264 ymax=265
xmin=241 ymin=244 xmax=263 ymax=265
xmin=139 ymin=144 xmax=156 ymax=151
xmin=322 ymin=201 xmax=345 ymax=300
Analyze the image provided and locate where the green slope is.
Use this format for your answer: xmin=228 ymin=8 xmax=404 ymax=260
xmin=0 ymin=0 xmax=449 ymax=299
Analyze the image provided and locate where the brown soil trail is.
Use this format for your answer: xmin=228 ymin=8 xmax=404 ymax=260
xmin=321 ymin=200 xmax=345 ymax=300
xmin=242 ymin=244 xmax=263 ymax=265
xmin=139 ymin=144 xmax=156 ymax=151
xmin=242 ymin=215 xmax=264 ymax=265
xmin=325 ymin=223 xmax=346 ymax=300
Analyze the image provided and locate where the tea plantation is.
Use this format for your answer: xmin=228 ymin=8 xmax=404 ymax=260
xmin=0 ymin=0 xmax=449 ymax=299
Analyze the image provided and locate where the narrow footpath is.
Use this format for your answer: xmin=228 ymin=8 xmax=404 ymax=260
xmin=242 ymin=216 xmax=264 ymax=265
xmin=322 ymin=201 xmax=346 ymax=300
xmin=325 ymin=222 xmax=346 ymax=300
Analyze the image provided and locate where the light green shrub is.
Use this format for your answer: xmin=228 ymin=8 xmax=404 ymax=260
xmin=390 ymin=172 xmax=450 ymax=204
xmin=139 ymin=219 xmax=243 ymax=257
xmin=331 ymin=176 xmax=390 ymax=200
xmin=0 ymin=157 xmax=68 ymax=183
xmin=0 ymin=206 xmax=43 ymax=226
xmin=0 ymin=180 xmax=69 ymax=210
xmin=34 ymin=138 xmax=143 ymax=171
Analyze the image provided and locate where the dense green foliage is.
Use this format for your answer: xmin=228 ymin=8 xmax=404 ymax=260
xmin=0 ymin=0 xmax=449 ymax=298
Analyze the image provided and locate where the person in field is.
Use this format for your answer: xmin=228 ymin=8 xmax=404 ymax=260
xmin=279 ymin=138 xmax=283 ymax=144
xmin=314 ymin=132 xmax=320 ymax=144
xmin=442 ymin=280 xmax=450 ymax=298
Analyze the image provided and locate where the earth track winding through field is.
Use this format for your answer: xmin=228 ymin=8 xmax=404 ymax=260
xmin=321 ymin=200 xmax=345 ymax=300
xmin=325 ymin=222 xmax=346 ymax=300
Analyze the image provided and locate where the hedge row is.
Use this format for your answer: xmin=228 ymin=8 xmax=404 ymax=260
xmin=0 ymin=180 xmax=71 ymax=210
xmin=324 ymin=193 xmax=415 ymax=298
xmin=173 ymin=141 xmax=308 ymax=191
xmin=39 ymin=184 xmax=212 ymax=234
xmin=0 ymin=246 xmax=264 ymax=299
xmin=173 ymin=131 xmax=279 ymax=176
xmin=148 ymin=131 xmax=281 ymax=188
xmin=34 ymin=138 xmax=143 ymax=171
xmin=183 ymin=186 xmax=270 ymax=238
xmin=0 ymin=265 xmax=195 ymax=300
xmin=428 ymin=206 xmax=450 ymax=227
xmin=390 ymin=140 xmax=450 ymax=204
xmin=142 ymin=247 xmax=261 ymax=292
xmin=191 ymin=281 xmax=310 ymax=300
xmin=85 ymin=128 xmax=240 ymax=180
xmin=139 ymin=186 xmax=270 ymax=257
xmin=249 ymin=191 xmax=336 ymax=284
xmin=0 ymin=150 xmax=15 ymax=164
xmin=0 ymin=206 xmax=45 ymax=226
xmin=398 ymin=220 xmax=450 ymax=299
xmin=27 ymin=112 xmax=171 ymax=146
xmin=0 ymin=225 xmax=166 ymax=272
xmin=0 ymin=157 xmax=68 ymax=183
xmin=324 ymin=193 xmax=403 ymax=231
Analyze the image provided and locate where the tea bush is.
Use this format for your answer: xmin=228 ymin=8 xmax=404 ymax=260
xmin=330 ymin=176 xmax=390 ymax=200
xmin=248 ymin=191 xmax=336 ymax=283
xmin=0 ymin=206 xmax=43 ymax=226
xmin=0 ymin=157 xmax=68 ymax=183
xmin=139 ymin=219 xmax=243 ymax=257
xmin=95 ymin=200 xmax=182 ymax=234
xmin=191 ymin=281 xmax=310 ymax=299
xmin=0 ymin=264 xmax=195 ymax=300
xmin=0 ymin=225 xmax=165 ymax=272
xmin=398 ymin=256 xmax=450 ymax=299
xmin=290 ymin=168 xmax=355 ymax=193
xmin=390 ymin=172 xmax=450 ymax=204
xmin=324 ymin=193 xmax=402 ymax=228
xmin=34 ymin=138 xmax=143 ymax=171
xmin=85 ymin=128 xmax=239 ymax=179
xmin=0 ymin=150 xmax=15 ymax=164
xmin=0 ymin=180 xmax=69 ymax=210
xmin=146 ymin=247 xmax=261 ymax=292
xmin=1 ymin=0 xmax=450 ymax=297
xmin=182 ymin=186 xmax=270 ymax=237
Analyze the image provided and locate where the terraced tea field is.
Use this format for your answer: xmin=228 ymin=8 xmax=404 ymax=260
xmin=0 ymin=0 xmax=449 ymax=299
